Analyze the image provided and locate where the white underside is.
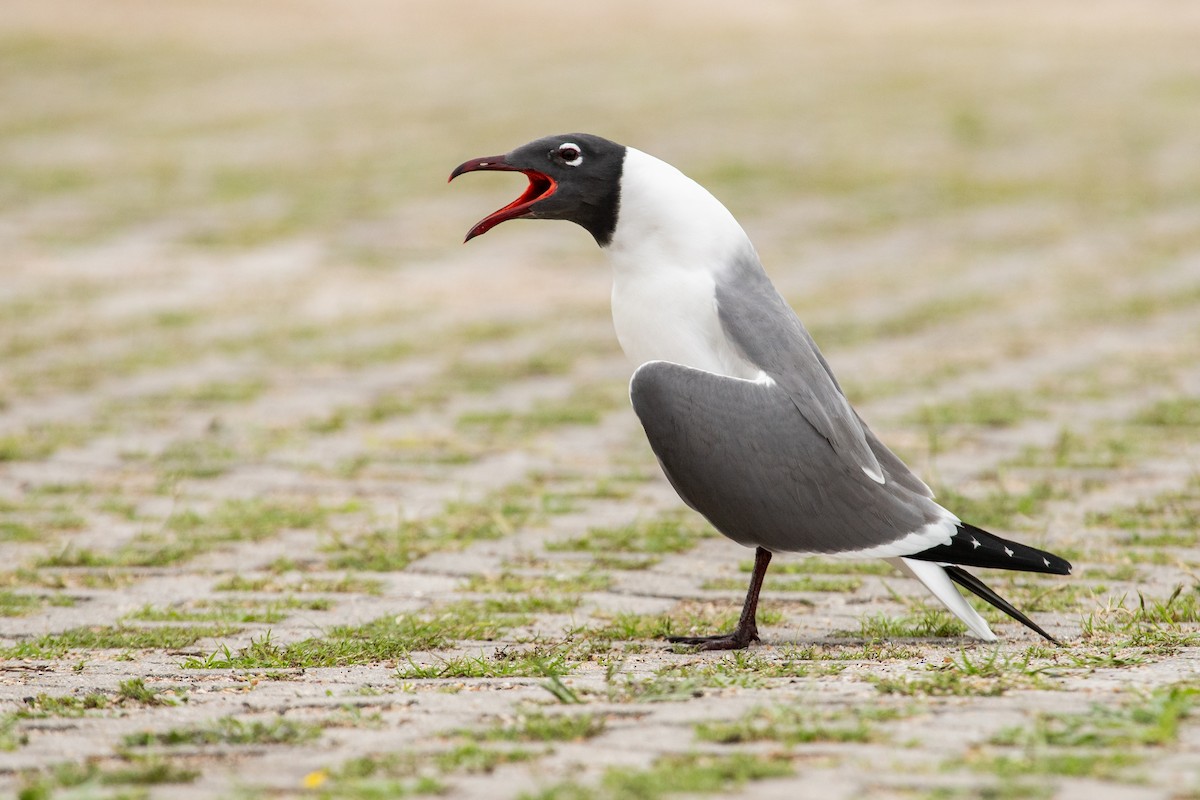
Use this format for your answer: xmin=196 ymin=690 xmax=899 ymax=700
xmin=611 ymin=267 xmax=757 ymax=378
xmin=606 ymin=148 xmax=759 ymax=380
xmin=831 ymin=509 xmax=958 ymax=560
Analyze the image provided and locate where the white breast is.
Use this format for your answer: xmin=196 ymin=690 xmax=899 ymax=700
xmin=604 ymin=148 xmax=758 ymax=379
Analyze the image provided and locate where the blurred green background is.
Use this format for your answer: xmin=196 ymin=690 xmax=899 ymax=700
xmin=7 ymin=0 xmax=1200 ymax=260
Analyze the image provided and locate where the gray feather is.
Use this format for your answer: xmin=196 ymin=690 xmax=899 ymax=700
xmin=854 ymin=410 xmax=935 ymax=499
xmin=714 ymin=249 xmax=884 ymax=482
xmin=630 ymin=361 xmax=947 ymax=554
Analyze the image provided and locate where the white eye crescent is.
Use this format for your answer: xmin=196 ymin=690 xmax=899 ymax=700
xmin=557 ymin=142 xmax=583 ymax=166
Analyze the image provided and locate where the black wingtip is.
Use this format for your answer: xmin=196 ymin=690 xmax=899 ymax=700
xmin=910 ymin=523 xmax=1072 ymax=576
xmin=944 ymin=565 xmax=1063 ymax=646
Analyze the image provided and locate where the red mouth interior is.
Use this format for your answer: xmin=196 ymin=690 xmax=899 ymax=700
xmin=468 ymin=171 xmax=557 ymax=239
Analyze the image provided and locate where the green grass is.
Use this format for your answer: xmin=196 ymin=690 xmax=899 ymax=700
xmin=787 ymin=641 xmax=925 ymax=663
xmin=2 ymin=623 xmax=242 ymax=660
xmin=7 ymin=308 xmax=437 ymax=399
xmin=306 ymin=733 xmax=561 ymax=796
xmin=518 ymin=752 xmax=793 ymax=800
xmin=953 ymin=686 xmax=1195 ymax=784
xmin=480 ymin=594 xmax=581 ymax=614
xmin=931 ymin=479 xmax=1062 ymax=532
xmin=329 ymin=435 xmax=482 ymax=474
xmin=807 ymin=292 xmax=991 ymax=349
xmin=963 ymin=750 xmax=1144 ymax=783
xmin=165 ymin=378 xmax=268 ymax=405
xmin=308 ymin=395 xmax=416 ymax=433
xmin=1 ymin=714 xmax=26 ymax=752
xmin=916 ymin=389 xmax=1044 ymax=429
xmin=397 ymin=646 xmax=574 ymax=680
xmin=0 ymin=423 xmax=88 ymax=462
xmin=872 ymin=648 xmax=1046 ymax=697
xmin=1081 ymin=586 xmax=1200 ymax=649
xmin=980 ymin=579 xmax=1089 ymax=614
xmin=596 ymin=649 xmax=850 ymax=703
xmin=14 ymin=692 xmax=110 ymax=718
xmin=548 ymin=515 xmax=714 ymax=558
xmin=695 ymin=704 xmax=903 ymax=745
xmin=456 ymin=382 xmax=626 ymax=440
xmin=1128 ymin=586 xmax=1200 ymax=625
xmin=125 ymin=595 xmax=331 ymax=624
xmin=445 ymin=351 xmax=573 ymax=393
xmin=1133 ymin=397 xmax=1200 ymax=427
xmin=1014 ymin=427 xmax=1138 ymax=470
xmin=310 ymin=754 xmax=444 ymax=799
xmin=851 ymin=605 xmax=968 ymax=641
xmin=116 ymin=678 xmax=176 ymax=706
xmin=1081 ymin=564 xmax=1142 ymax=582
xmin=0 ymin=566 xmax=135 ymax=592
xmin=326 ymin=484 xmax=538 ymax=571
xmin=1013 ymin=396 xmax=1200 ymax=473
xmin=153 ymin=435 xmax=239 ymax=479
xmin=0 ymin=521 xmax=40 ymax=542
xmin=16 ymin=757 xmax=200 ymax=796
xmin=123 ymin=715 xmax=322 ymax=748
xmin=40 ymin=497 xmax=332 ymax=569
xmin=0 ymin=509 xmax=86 ymax=540
xmin=463 ymin=571 xmax=612 ymax=595
xmin=434 ymin=743 xmax=540 ymax=774
xmin=602 ymin=668 xmax=770 ymax=703
xmin=213 ymin=572 xmax=383 ymax=594
xmin=991 ymin=684 xmax=1195 ymax=749
xmin=466 ymin=711 xmax=607 ymax=743
xmin=2 ymin=678 xmax=182 ymax=728
xmin=588 ymin=554 xmax=662 ymax=571
xmin=586 ymin=601 xmax=786 ymax=643
xmin=308 ymin=344 xmax=592 ymax=429
xmin=1086 ymin=480 xmax=1200 ymax=545
xmin=183 ymin=598 xmax=534 ymax=669
xmin=0 ymin=590 xmax=44 ymax=616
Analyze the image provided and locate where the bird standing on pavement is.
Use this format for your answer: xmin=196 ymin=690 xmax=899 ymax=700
xmin=450 ymin=133 xmax=1071 ymax=650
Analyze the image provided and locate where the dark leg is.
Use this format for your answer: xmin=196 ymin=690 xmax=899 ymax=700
xmin=669 ymin=547 xmax=772 ymax=651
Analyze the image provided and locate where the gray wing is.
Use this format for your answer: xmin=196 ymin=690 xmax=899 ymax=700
xmin=630 ymin=360 xmax=948 ymax=555
xmin=855 ymin=410 xmax=935 ymax=499
xmin=714 ymin=248 xmax=885 ymax=483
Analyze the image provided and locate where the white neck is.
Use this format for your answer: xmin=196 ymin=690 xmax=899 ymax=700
xmin=604 ymin=147 xmax=758 ymax=378
xmin=606 ymin=148 xmax=749 ymax=272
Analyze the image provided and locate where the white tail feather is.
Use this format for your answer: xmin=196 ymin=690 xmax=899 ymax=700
xmin=889 ymin=558 xmax=997 ymax=642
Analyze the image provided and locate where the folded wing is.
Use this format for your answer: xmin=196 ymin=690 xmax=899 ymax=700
xmin=629 ymin=360 xmax=953 ymax=557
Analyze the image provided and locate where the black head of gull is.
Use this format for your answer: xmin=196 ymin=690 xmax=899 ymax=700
xmin=451 ymin=133 xmax=1072 ymax=650
xmin=449 ymin=133 xmax=625 ymax=245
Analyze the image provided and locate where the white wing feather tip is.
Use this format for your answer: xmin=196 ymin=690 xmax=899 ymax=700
xmin=892 ymin=558 xmax=998 ymax=642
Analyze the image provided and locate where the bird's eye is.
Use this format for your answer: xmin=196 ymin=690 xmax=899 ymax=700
xmin=556 ymin=142 xmax=583 ymax=166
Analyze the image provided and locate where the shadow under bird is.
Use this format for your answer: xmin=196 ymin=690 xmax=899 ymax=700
xmin=450 ymin=133 xmax=1072 ymax=650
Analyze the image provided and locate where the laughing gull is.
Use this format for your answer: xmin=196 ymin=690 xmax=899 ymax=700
xmin=450 ymin=133 xmax=1071 ymax=650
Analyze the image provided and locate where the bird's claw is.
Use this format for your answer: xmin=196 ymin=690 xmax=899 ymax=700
xmin=667 ymin=627 xmax=759 ymax=651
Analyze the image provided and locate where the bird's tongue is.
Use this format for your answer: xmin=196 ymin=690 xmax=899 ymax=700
xmin=449 ymin=155 xmax=558 ymax=241
xmin=465 ymin=171 xmax=557 ymax=241
xmin=451 ymin=154 xmax=556 ymax=239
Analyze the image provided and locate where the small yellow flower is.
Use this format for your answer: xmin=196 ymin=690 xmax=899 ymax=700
xmin=303 ymin=770 xmax=329 ymax=789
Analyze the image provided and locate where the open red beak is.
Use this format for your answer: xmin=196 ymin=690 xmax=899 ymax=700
xmin=449 ymin=155 xmax=558 ymax=242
